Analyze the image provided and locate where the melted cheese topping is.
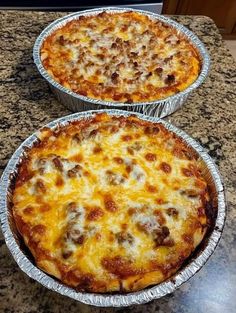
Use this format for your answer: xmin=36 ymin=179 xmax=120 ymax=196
xmin=41 ymin=11 xmax=201 ymax=103
xmin=12 ymin=113 xmax=209 ymax=292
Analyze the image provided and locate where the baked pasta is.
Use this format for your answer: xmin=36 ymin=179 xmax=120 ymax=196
xmin=12 ymin=113 xmax=210 ymax=292
xmin=41 ymin=11 xmax=201 ymax=103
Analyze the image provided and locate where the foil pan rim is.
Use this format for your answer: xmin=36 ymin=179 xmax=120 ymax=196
xmin=33 ymin=7 xmax=210 ymax=108
xmin=0 ymin=109 xmax=225 ymax=307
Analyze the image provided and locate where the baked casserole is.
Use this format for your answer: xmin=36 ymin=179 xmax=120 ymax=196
xmin=12 ymin=113 xmax=210 ymax=292
xmin=40 ymin=11 xmax=201 ymax=103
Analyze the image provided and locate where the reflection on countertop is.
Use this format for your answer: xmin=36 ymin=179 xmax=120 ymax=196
xmin=0 ymin=11 xmax=236 ymax=313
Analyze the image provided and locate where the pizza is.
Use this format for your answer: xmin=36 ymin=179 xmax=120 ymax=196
xmin=40 ymin=11 xmax=201 ymax=103
xmin=12 ymin=113 xmax=210 ymax=292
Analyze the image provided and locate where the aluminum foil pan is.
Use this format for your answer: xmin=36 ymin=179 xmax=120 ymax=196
xmin=33 ymin=7 xmax=210 ymax=118
xmin=0 ymin=110 xmax=225 ymax=307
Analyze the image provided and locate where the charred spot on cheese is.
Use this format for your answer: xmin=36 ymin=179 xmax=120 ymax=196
xmin=87 ymin=207 xmax=104 ymax=221
xmin=128 ymin=207 xmax=137 ymax=216
xmin=23 ymin=206 xmax=34 ymax=215
xmin=122 ymin=164 xmax=129 ymax=176
xmin=39 ymin=203 xmax=51 ymax=213
xmin=93 ymin=145 xmax=103 ymax=154
xmin=56 ymin=175 xmax=64 ymax=187
xmin=144 ymin=126 xmax=160 ymax=135
xmin=197 ymin=206 xmax=205 ymax=217
xmin=74 ymin=273 xmax=95 ymax=291
xmin=173 ymin=147 xmax=194 ymax=160
xmin=31 ymin=224 xmax=46 ymax=235
xmin=104 ymin=194 xmax=118 ymax=212
xmin=108 ymin=231 xmax=115 ymax=243
xmin=101 ymin=256 xmax=140 ymax=279
xmin=70 ymin=153 xmax=83 ymax=163
xmin=146 ymin=184 xmax=157 ymax=193
xmin=127 ymin=147 xmax=134 ymax=156
xmin=181 ymin=167 xmax=194 ymax=177
xmin=113 ymin=157 xmax=124 ymax=164
xmin=35 ymin=179 xmax=46 ymax=193
xmin=122 ymin=135 xmax=132 ymax=141
xmin=124 ymin=97 xmax=133 ymax=104
xmin=145 ymin=153 xmax=157 ymax=162
xmin=195 ymin=178 xmax=207 ymax=189
xmin=155 ymin=198 xmax=167 ymax=205
xmin=159 ymin=162 xmax=172 ymax=173
xmin=182 ymin=234 xmax=194 ymax=245
xmin=121 ymin=223 xmax=128 ymax=230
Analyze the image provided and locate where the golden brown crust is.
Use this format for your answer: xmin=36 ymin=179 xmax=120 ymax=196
xmin=41 ymin=11 xmax=201 ymax=103
xmin=12 ymin=113 xmax=210 ymax=292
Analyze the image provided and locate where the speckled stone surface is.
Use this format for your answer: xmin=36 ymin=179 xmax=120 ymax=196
xmin=0 ymin=11 xmax=236 ymax=313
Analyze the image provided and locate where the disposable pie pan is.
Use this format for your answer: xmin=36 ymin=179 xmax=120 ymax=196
xmin=0 ymin=109 xmax=225 ymax=307
xmin=33 ymin=7 xmax=210 ymax=118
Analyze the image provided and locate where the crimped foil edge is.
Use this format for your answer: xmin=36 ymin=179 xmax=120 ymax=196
xmin=33 ymin=7 xmax=210 ymax=116
xmin=0 ymin=109 xmax=225 ymax=307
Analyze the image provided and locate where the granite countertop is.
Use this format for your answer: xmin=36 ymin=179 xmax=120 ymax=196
xmin=0 ymin=11 xmax=236 ymax=313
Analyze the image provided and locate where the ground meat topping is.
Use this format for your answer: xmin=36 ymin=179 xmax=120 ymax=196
xmin=67 ymin=164 xmax=82 ymax=178
xmin=52 ymin=156 xmax=64 ymax=171
xmin=166 ymin=207 xmax=179 ymax=217
xmin=116 ymin=231 xmax=134 ymax=245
